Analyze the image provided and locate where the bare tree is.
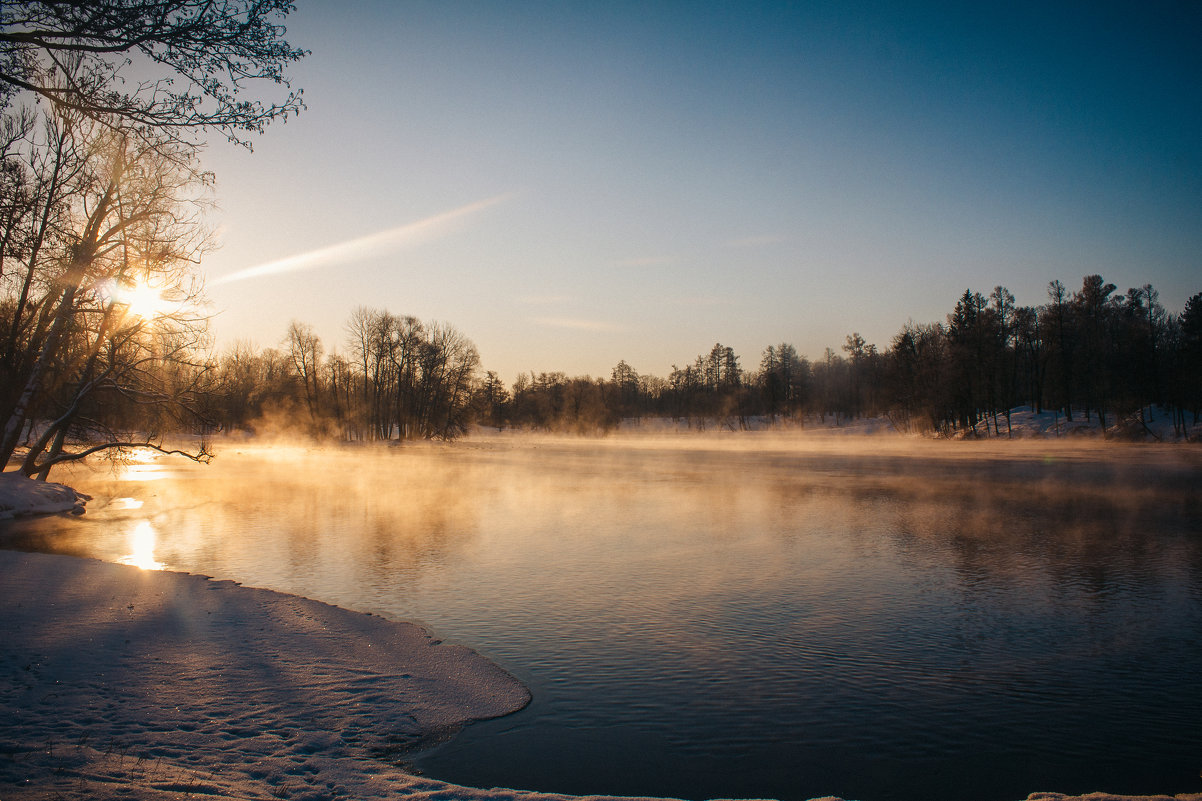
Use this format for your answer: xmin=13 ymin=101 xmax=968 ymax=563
xmin=0 ymin=0 xmax=305 ymax=146
xmin=286 ymin=319 xmax=321 ymax=421
xmin=0 ymin=2 xmax=303 ymax=475
xmin=1 ymin=111 xmax=214 ymax=476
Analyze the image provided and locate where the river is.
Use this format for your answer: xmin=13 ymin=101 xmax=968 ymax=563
xmin=2 ymin=434 xmax=1200 ymax=801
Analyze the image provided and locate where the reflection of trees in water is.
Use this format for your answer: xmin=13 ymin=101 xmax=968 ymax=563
xmin=843 ymin=467 xmax=1202 ymax=601
xmin=656 ymin=445 xmax=1202 ymax=601
xmin=207 ymin=455 xmax=484 ymax=595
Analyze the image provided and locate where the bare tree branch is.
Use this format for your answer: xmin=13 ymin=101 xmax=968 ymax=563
xmin=0 ymin=0 xmax=306 ymax=147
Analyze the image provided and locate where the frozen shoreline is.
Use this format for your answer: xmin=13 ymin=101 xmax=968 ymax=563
xmin=0 ymin=550 xmax=540 ymax=800
xmin=0 ymin=471 xmax=89 ymax=519
xmin=2 ymin=477 xmax=1200 ymax=801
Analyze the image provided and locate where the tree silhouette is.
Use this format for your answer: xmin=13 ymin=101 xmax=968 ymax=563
xmin=0 ymin=0 xmax=305 ymax=146
xmin=1 ymin=116 xmax=213 ymax=475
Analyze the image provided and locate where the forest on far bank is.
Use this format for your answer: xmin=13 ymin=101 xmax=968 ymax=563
xmin=197 ymin=274 xmax=1202 ymax=444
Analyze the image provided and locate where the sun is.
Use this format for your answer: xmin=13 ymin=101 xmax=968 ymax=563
xmin=121 ymin=280 xmax=172 ymax=321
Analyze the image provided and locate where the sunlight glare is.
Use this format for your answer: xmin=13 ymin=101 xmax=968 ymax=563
xmin=116 ymin=448 xmax=172 ymax=481
xmin=120 ymin=463 xmax=172 ymax=482
xmin=129 ymin=447 xmax=162 ymax=464
xmin=119 ymin=521 xmax=165 ymax=570
xmin=122 ymin=280 xmax=171 ymax=321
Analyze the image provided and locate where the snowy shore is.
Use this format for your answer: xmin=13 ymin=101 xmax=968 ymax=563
xmin=0 ymin=550 xmax=541 ymax=800
xmin=0 ymin=471 xmax=89 ymax=519
xmin=2 ymin=478 xmax=1199 ymax=801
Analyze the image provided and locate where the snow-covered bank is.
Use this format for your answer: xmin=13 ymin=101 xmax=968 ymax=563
xmin=0 ymin=550 xmax=535 ymax=800
xmin=0 ymin=471 xmax=89 ymax=519
xmin=601 ymin=405 xmax=1202 ymax=441
xmin=1026 ymin=797 xmax=1202 ymax=801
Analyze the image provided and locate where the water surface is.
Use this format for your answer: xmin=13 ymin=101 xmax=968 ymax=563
xmin=3 ymin=435 xmax=1201 ymax=801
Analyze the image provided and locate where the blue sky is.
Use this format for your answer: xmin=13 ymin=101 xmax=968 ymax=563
xmin=200 ymin=0 xmax=1202 ymax=382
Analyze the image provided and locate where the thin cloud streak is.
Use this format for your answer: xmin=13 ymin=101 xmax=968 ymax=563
xmin=532 ymin=317 xmax=624 ymax=333
xmin=518 ymin=294 xmax=575 ymax=306
xmin=670 ymin=295 xmax=731 ymax=308
xmin=212 ymin=194 xmax=510 ymax=286
xmin=614 ymin=255 xmax=676 ymax=267
xmin=726 ymin=234 xmax=787 ymax=248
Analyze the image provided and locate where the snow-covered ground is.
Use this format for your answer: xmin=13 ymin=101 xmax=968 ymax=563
xmin=0 ymin=550 xmax=541 ymax=801
xmin=951 ymin=405 xmax=1201 ymax=441
xmin=603 ymin=406 xmax=1202 ymax=441
xmin=2 ymin=477 xmax=1200 ymax=801
xmin=0 ymin=471 xmax=89 ymax=519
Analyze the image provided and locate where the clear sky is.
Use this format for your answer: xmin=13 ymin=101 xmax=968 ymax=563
xmin=199 ymin=0 xmax=1202 ymax=383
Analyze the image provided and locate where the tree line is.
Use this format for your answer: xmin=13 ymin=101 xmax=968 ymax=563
xmin=500 ymin=276 xmax=1200 ymax=438
xmin=8 ymin=228 xmax=1202 ymax=471
xmin=194 ymin=274 xmax=1201 ymax=443
xmin=495 ymin=277 xmax=1200 ymax=439
xmin=206 ymin=311 xmax=481 ymax=442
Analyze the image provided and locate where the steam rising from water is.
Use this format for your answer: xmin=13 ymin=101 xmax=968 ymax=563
xmin=15 ymin=432 xmax=1199 ymax=593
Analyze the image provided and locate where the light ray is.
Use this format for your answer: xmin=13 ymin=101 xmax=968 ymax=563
xmin=212 ymin=194 xmax=510 ymax=286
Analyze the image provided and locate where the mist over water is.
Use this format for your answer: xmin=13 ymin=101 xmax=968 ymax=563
xmin=3 ymin=435 xmax=1201 ymax=801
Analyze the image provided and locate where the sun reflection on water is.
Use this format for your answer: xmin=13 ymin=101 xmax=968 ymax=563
xmin=119 ymin=464 xmax=174 ymax=481
xmin=118 ymin=450 xmax=172 ymax=481
xmin=119 ymin=521 xmax=165 ymax=570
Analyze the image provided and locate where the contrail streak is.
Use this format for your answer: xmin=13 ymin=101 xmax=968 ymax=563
xmin=212 ymin=194 xmax=509 ymax=286
xmin=532 ymin=316 xmax=624 ymax=332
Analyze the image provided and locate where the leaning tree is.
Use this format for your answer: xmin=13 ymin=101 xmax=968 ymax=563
xmin=0 ymin=1 xmax=305 ymax=476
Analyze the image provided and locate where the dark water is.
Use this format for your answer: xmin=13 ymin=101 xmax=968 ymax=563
xmin=3 ymin=436 xmax=1201 ymax=801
